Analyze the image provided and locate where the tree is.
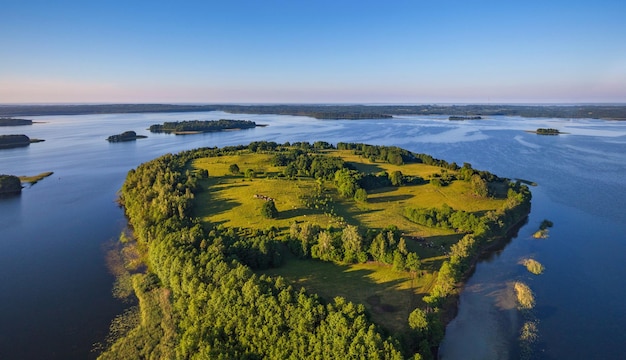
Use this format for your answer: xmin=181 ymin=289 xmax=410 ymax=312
xmin=229 ymin=163 xmax=240 ymax=175
xmin=389 ymin=170 xmax=403 ymax=186
xmin=408 ymin=308 xmax=429 ymax=336
xmin=244 ymin=168 xmax=255 ymax=179
xmin=261 ymin=200 xmax=278 ymax=219
xmin=406 ymin=252 xmax=421 ymax=274
xmin=470 ymin=174 xmax=488 ymax=197
xmin=354 ymin=188 xmax=368 ymax=202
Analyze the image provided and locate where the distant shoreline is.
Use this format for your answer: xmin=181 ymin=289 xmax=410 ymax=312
xmin=1 ymin=104 xmax=625 ymax=120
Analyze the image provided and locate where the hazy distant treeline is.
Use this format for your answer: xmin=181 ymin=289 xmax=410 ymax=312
xmin=1 ymin=103 xmax=625 ymax=120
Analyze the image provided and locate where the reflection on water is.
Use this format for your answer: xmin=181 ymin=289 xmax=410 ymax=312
xmin=1 ymin=112 xmax=625 ymax=359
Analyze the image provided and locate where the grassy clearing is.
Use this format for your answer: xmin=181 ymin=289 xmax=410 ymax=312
xmin=260 ymin=254 xmax=436 ymax=334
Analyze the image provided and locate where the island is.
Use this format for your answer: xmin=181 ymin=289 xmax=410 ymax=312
xmin=0 ymin=134 xmax=30 ymax=148
xmin=0 ymin=118 xmax=33 ymax=126
xmin=534 ymin=128 xmax=561 ymax=135
xmin=101 ymin=141 xmax=531 ymax=359
xmin=148 ymin=119 xmax=260 ymax=134
xmin=106 ymin=130 xmax=147 ymax=142
xmin=0 ymin=134 xmax=45 ymax=149
xmin=448 ymin=115 xmax=482 ymax=120
xmin=0 ymin=175 xmax=22 ymax=195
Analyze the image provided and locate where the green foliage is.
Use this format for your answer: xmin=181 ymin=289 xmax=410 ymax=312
xmin=149 ymin=119 xmax=256 ymax=133
xmin=470 ymin=174 xmax=489 ymax=197
xmin=0 ymin=174 xmax=22 ymax=194
xmin=244 ymin=168 xmax=255 ymax=178
xmin=261 ymin=199 xmax=279 ymax=219
xmin=354 ymin=188 xmax=368 ymax=202
xmin=408 ymin=308 xmax=428 ymax=335
xmin=108 ymin=148 xmax=405 ymax=359
xmin=229 ymin=163 xmax=240 ymax=174
xmin=106 ymin=142 xmax=534 ymax=359
xmin=389 ymin=170 xmax=404 ymax=186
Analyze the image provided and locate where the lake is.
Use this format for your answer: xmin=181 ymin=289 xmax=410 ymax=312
xmin=1 ymin=111 xmax=625 ymax=359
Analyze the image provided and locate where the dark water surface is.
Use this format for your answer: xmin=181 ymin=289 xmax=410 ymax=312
xmin=1 ymin=112 xmax=624 ymax=359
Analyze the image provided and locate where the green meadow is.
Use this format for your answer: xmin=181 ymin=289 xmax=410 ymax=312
xmin=191 ymin=148 xmax=511 ymax=333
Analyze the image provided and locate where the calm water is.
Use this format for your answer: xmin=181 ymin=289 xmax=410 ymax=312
xmin=1 ymin=112 xmax=625 ymax=359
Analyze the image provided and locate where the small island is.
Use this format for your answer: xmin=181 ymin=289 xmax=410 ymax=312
xmin=106 ymin=130 xmax=147 ymax=142
xmin=0 ymin=134 xmax=30 ymax=148
xmin=448 ymin=115 xmax=482 ymax=120
xmin=0 ymin=118 xmax=33 ymax=126
xmin=149 ymin=119 xmax=259 ymax=134
xmin=533 ymin=128 xmax=561 ymax=135
xmin=0 ymin=175 xmax=22 ymax=195
xmin=0 ymin=134 xmax=44 ymax=149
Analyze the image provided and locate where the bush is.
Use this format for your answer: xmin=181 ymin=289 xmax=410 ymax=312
xmin=261 ymin=200 xmax=279 ymax=219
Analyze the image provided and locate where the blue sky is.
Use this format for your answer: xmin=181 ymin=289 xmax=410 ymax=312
xmin=1 ymin=0 xmax=625 ymax=103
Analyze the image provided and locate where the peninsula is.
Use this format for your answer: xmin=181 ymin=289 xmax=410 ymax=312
xmin=102 ymin=141 xmax=531 ymax=359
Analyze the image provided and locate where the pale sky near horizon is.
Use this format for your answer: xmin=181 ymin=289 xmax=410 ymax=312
xmin=1 ymin=0 xmax=625 ymax=104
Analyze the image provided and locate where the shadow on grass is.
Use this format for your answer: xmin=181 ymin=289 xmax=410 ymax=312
xmin=278 ymin=207 xmax=323 ymax=220
xmin=259 ymin=255 xmax=422 ymax=334
xmin=368 ymin=194 xmax=413 ymax=203
xmin=347 ymin=161 xmax=385 ymax=174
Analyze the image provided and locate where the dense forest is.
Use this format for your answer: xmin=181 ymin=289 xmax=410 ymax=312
xmin=149 ymin=119 xmax=258 ymax=133
xmin=0 ymin=175 xmax=22 ymax=194
xmin=101 ymin=142 xmax=531 ymax=359
xmin=1 ymin=104 xmax=625 ymax=120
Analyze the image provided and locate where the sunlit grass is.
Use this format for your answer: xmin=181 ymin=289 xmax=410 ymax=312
xmin=192 ymin=149 xmax=513 ymax=333
xmin=18 ymin=171 xmax=53 ymax=184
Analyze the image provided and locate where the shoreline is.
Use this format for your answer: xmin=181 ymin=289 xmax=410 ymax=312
xmin=438 ymin=213 xmax=530 ymax=344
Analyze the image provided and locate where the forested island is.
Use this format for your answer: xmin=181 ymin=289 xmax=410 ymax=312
xmin=533 ymin=128 xmax=561 ymax=135
xmin=448 ymin=116 xmax=482 ymax=120
xmin=149 ymin=119 xmax=259 ymax=134
xmin=0 ymin=135 xmax=30 ymax=148
xmin=101 ymin=141 xmax=531 ymax=359
xmin=1 ymin=103 xmax=626 ymax=120
xmin=0 ymin=175 xmax=22 ymax=195
xmin=0 ymin=118 xmax=32 ymax=126
xmin=0 ymin=134 xmax=44 ymax=148
xmin=106 ymin=131 xmax=147 ymax=142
